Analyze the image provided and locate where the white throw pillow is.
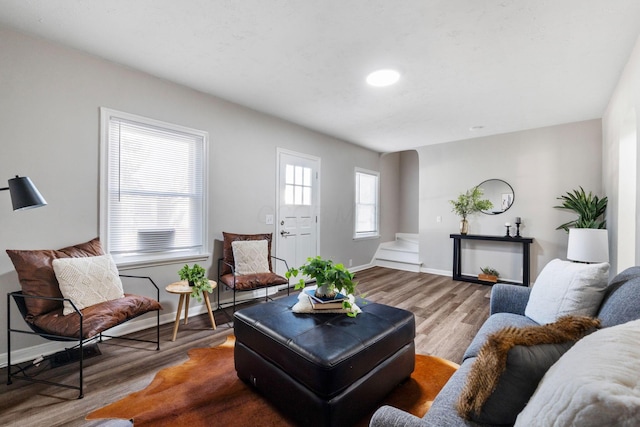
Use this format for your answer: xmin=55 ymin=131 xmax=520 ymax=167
xmin=524 ymin=258 xmax=609 ymax=324
xmin=515 ymin=319 xmax=640 ymax=426
xmin=52 ymin=254 xmax=125 ymax=315
xmin=231 ymin=240 xmax=270 ymax=275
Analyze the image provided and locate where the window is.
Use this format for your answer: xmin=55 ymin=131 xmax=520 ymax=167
xmin=100 ymin=108 xmax=208 ymax=267
xmin=354 ymin=168 xmax=380 ymax=238
xmin=284 ymin=164 xmax=312 ymax=205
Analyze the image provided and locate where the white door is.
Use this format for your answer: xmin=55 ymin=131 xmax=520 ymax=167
xmin=276 ymin=149 xmax=319 ymax=276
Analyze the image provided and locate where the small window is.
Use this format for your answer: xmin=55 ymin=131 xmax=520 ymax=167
xmin=100 ymin=108 xmax=209 ymax=267
xmin=354 ymin=168 xmax=380 ymax=239
xmin=284 ymin=164 xmax=312 ymax=206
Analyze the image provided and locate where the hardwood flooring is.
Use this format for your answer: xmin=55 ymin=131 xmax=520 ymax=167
xmin=0 ymin=267 xmax=490 ymax=427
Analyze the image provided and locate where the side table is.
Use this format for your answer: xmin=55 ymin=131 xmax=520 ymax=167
xmin=166 ymin=280 xmax=217 ymax=341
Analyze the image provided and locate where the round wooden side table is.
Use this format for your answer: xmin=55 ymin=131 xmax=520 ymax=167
xmin=165 ymin=280 xmax=217 ymax=341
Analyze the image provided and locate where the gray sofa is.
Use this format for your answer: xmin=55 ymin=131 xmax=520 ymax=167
xmin=370 ymin=266 xmax=640 ymax=427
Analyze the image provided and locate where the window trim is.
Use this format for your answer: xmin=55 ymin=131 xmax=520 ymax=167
xmin=354 ymin=167 xmax=380 ymax=240
xmin=99 ymin=108 xmax=209 ymax=269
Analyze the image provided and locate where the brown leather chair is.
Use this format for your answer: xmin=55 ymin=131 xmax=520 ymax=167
xmin=6 ymin=238 xmax=161 ymax=398
xmin=217 ymin=232 xmax=289 ymax=317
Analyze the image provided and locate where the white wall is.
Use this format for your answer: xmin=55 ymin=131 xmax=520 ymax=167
xmin=0 ymin=26 xmax=384 ymax=360
xmin=417 ymin=120 xmax=603 ymax=282
xmin=379 ymin=152 xmax=400 ymax=243
xmin=603 ymin=35 xmax=640 ymax=274
xmin=399 ymin=150 xmax=419 ymax=233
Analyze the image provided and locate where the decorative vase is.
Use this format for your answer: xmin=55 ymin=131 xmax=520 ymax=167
xmin=188 ymin=280 xmax=195 ymax=287
xmin=460 ymin=219 xmax=469 ymax=235
xmin=315 ymin=283 xmax=337 ymax=299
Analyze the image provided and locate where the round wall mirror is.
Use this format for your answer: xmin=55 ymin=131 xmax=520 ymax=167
xmin=477 ymin=179 xmax=514 ymax=215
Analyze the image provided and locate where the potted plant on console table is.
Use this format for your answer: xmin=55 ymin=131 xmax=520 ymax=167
xmin=286 ymin=256 xmax=360 ymax=317
xmin=450 ymin=187 xmax=493 ymax=235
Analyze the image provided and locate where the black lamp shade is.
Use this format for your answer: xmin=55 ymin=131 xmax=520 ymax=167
xmin=8 ymin=176 xmax=47 ymax=210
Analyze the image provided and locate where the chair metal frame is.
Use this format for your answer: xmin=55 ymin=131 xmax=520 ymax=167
xmin=6 ymin=274 xmax=160 ymax=399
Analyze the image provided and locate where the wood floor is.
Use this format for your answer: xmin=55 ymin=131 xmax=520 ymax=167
xmin=0 ymin=267 xmax=491 ymax=427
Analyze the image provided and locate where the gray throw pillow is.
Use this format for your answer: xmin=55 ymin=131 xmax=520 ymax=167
xmin=457 ymin=316 xmax=601 ymax=425
xmin=473 ymin=341 xmax=575 ymax=424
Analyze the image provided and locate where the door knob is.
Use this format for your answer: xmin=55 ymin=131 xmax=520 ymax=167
xmin=280 ymin=230 xmax=290 ymax=236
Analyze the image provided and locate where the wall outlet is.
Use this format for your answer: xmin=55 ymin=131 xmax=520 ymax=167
xmin=265 ymin=214 xmax=274 ymax=225
xmin=436 ymin=216 xmax=442 ymax=223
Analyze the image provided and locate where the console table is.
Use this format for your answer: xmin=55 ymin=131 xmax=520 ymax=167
xmin=450 ymin=234 xmax=534 ymax=286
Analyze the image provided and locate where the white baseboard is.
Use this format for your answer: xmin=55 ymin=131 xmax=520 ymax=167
xmin=420 ymin=267 xmax=451 ymax=277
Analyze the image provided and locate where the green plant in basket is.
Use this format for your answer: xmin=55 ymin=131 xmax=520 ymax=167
xmin=480 ymin=267 xmax=500 ymax=277
xmin=178 ymin=263 xmax=213 ymax=302
xmin=285 ymin=256 xmax=361 ymax=317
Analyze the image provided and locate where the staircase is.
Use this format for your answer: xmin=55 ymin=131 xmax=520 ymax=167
xmin=373 ymin=233 xmax=422 ymax=272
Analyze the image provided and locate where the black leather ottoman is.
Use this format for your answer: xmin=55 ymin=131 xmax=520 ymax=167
xmin=234 ymin=294 xmax=415 ymax=426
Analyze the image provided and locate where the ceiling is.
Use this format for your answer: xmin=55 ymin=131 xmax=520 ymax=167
xmin=1 ymin=1 xmax=640 ymax=153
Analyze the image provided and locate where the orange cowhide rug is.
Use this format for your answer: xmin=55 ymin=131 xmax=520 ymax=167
xmin=87 ymin=336 xmax=458 ymax=426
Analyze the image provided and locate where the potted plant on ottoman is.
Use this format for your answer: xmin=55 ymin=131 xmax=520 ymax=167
xmin=286 ymin=256 xmax=360 ymax=316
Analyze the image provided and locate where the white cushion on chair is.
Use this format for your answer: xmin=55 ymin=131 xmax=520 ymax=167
xmin=52 ymin=254 xmax=125 ymax=315
xmin=232 ymin=240 xmax=270 ymax=275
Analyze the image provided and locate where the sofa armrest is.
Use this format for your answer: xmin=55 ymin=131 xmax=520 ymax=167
xmin=490 ymin=283 xmax=532 ymax=316
xmin=369 ymin=405 xmax=428 ymax=427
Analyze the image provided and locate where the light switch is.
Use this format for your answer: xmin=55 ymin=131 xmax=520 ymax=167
xmin=266 ymin=214 xmax=274 ymax=225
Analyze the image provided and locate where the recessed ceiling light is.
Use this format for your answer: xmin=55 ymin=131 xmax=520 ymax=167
xmin=366 ymin=69 xmax=400 ymax=87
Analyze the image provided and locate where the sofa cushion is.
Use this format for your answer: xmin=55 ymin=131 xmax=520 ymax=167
xmin=6 ymin=238 xmax=104 ymax=318
xmin=421 ymin=358 xmax=476 ymax=426
xmin=463 ymin=312 xmax=538 ymax=361
xmin=597 ymin=266 xmax=640 ymax=327
xmin=515 ymin=319 xmax=640 ymax=427
xmin=457 ymin=315 xmax=600 ymax=425
xmin=524 ymin=258 xmax=609 ymax=324
xmin=52 ymin=254 xmax=125 ymax=315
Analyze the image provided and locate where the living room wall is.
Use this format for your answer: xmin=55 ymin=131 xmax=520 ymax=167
xmin=603 ymin=35 xmax=640 ymax=275
xmin=417 ymin=119 xmax=603 ymax=283
xmin=0 ymin=26 xmax=385 ymax=360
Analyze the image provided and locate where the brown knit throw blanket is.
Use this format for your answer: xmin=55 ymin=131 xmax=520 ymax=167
xmin=457 ymin=315 xmax=601 ymax=419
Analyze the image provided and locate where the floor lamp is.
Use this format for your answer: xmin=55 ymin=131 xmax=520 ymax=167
xmin=0 ymin=175 xmax=47 ymax=210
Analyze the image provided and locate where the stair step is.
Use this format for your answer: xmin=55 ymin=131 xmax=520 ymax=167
xmin=375 ymin=259 xmax=422 ymax=273
xmin=372 ymin=233 xmax=421 ymax=273
xmin=379 ymin=240 xmax=417 ymax=253
xmin=375 ymin=248 xmax=420 ymax=263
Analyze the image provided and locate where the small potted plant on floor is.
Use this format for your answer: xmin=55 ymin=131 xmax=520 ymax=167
xmin=478 ymin=266 xmax=500 ymax=283
xmin=286 ymin=256 xmax=360 ymax=317
xmin=178 ymin=263 xmax=213 ymax=302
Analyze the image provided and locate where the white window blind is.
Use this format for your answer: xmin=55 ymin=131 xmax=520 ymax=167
xmin=355 ymin=168 xmax=380 ymax=238
xmin=100 ymin=108 xmax=208 ymax=266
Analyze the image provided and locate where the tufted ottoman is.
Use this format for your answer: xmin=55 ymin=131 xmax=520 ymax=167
xmin=234 ymin=294 xmax=415 ymax=426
